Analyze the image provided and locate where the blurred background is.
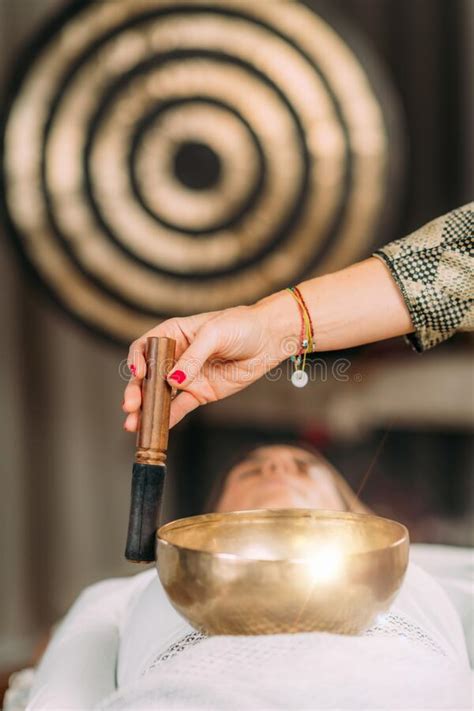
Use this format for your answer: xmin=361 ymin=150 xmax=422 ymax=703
xmin=0 ymin=0 xmax=472 ymax=684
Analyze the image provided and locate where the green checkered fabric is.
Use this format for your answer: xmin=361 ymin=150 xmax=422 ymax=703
xmin=374 ymin=203 xmax=473 ymax=352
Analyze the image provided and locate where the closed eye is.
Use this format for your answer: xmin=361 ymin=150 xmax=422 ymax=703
xmin=237 ymin=467 xmax=261 ymax=480
xmin=294 ymin=457 xmax=311 ymax=476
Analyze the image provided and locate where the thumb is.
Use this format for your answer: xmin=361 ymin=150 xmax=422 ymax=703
xmin=167 ymin=325 xmax=218 ymax=390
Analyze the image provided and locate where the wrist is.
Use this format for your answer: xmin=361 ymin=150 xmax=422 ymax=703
xmin=253 ymin=290 xmax=302 ymax=363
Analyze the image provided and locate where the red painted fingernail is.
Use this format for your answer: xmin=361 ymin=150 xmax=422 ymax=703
xmin=169 ymin=370 xmax=186 ymax=384
xmin=129 ymin=364 xmax=136 ymax=376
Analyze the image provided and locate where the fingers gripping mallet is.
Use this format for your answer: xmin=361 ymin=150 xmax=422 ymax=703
xmin=125 ymin=336 xmax=176 ymax=562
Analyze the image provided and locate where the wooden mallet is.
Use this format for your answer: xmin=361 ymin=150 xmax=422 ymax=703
xmin=125 ymin=336 xmax=176 ymax=563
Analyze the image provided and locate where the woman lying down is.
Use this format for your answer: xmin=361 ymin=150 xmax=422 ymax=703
xmin=25 ymin=445 xmax=472 ymax=710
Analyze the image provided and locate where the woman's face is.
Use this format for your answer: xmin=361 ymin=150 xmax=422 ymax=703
xmin=216 ymin=445 xmax=347 ymax=512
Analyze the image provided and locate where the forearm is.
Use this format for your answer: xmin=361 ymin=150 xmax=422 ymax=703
xmin=259 ymin=257 xmax=414 ymax=355
xmin=260 ymin=203 xmax=473 ymax=356
xmin=298 ymin=257 xmax=414 ymax=350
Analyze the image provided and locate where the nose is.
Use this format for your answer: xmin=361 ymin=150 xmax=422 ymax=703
xmin=260 ymin=452 xmax=299 ymax=479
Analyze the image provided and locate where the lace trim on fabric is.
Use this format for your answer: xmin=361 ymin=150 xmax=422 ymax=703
xmin=143 ymin=612 xmax=446 ymax=677
xmin=144 ymin=631 xmax=208 ymax=675
xmin=364 ymin=613 xmax=447 ymax=657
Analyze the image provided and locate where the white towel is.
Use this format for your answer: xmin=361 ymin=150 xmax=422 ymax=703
xmin=98 ymin=562 xmax=471 ymax=710
xmin=26 ymin=550 xmax=472 ymax=710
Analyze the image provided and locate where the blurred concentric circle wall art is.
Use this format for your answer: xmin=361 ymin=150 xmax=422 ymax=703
xmin=1 ymin=0 xmax=403 ymax=343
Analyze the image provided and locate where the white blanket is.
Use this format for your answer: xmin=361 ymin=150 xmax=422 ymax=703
xmin=100 ymin=633 xmax=471 ymax=710
xmin=25 ymin=545 xmax=473 ymax=710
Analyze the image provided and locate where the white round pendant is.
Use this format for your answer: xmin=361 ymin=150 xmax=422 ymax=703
xmin=291 ymin=370 xmax=308 ymax=388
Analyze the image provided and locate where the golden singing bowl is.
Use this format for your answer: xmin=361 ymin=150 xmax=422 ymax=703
xmin=156 ymin=509 xmax=409 ymax=636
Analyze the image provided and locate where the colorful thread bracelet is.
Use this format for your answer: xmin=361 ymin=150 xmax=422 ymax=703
xmin=292 ymin=285 xmax=315 ymax=346
xmin=286 ymin=286 xmax=315 ymax=388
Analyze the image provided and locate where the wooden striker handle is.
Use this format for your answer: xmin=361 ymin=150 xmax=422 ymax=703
xmin=135 ymin=336 xmax=176 ymax=465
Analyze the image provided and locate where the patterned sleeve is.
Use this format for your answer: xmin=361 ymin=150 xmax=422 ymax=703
xmin=373 ymin=202 xmax=474 ymax=352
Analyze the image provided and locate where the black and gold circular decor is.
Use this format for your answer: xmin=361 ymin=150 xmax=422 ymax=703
xmin=2 ymin=0 xmax=402 ymax=343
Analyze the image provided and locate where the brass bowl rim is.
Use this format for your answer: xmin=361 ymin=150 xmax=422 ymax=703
xmin=157 ymin=508 xmax=409 ymax=563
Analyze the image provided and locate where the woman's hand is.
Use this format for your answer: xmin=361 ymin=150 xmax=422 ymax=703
xmin=122 ymin=292 xmax=297 ymax=430
xmin=122 ymin=257 xmax=415 ymax=431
